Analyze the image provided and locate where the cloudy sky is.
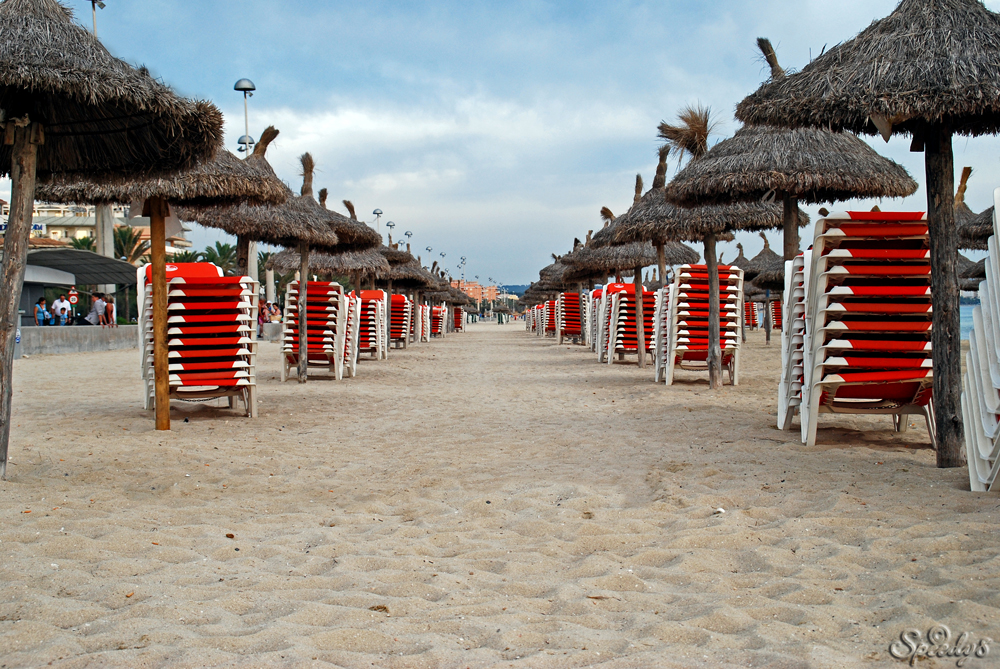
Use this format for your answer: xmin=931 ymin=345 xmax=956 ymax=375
xmin=9 ymin=0 xmax=1000 ymax=284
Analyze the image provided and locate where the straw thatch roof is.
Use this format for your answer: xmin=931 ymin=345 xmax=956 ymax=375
xmin=740 ymin=233 xmax=784 ymax=283
xmin=562 ymin=240 xmax=697 ymax=273
xmin=0 ymin=0 xmax=223 ymax=179
xmin=36 ymin=144 xmax=289 ymax=208
xmin=463 ymin=304 xmax=479 ymax=313
xmin=735 ymin=0 xmax=1000 ymax=138
xmin=177 ymin=148 xmax=339 ymax=251
xmin=959 ymin=207 xmax=993 ymax=250
xmin=743 ymin=281 xmax=766 ymax=300
xmin=266 ymin=247 xmax=389 ymax=278
xmin=315 ymin=194 xmax=382 ymax=251
xmin=666 ymin=38 xmax=916 ymax=207
xmin=594 ymin=188 xmax=807 ymax=246
xmin=380 ymin=238 xmax=415 ymax=266
xmin=731 ymin=243 xmax=750 ymax=270
xmin=664 ymin=125 xmax=917 ymax=206
xmin=962 ymin=256 xmax=986 ymax=281
xmin=381 ymin=259 xmax=439 ymax=290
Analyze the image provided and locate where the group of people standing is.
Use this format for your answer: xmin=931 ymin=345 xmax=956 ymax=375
xmin=33 ymin=292 xmax=117 ymax=327
xmin=257 ymin=300 xmax=282 ymax=336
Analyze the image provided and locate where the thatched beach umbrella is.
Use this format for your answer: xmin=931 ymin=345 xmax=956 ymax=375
xmin=333 ymin=198 xmax=388 ymax=252
xmin=0 ymin=0 xmax=225 ymax=475
xmin=177 ymin=134 xmax=340 ymax=261
xmin=35 ymin=129 xmax=289 ymax=432
xmin=266 ymin=247 xmax=390 ymax=279
xmin=740 ymin=234 xmax=785 ymax=344
xmin=735 ymin=0 xmax=1000 ymax=467
xmin=666 ymin=39 xmax=917 ymax=261
xmin=953 ymin=169 xmax=993 ymax=251
xmin=596 ymin=107 xmax=808 ymax=386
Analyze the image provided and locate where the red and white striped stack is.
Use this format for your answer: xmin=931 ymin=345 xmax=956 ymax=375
xmin=139 ymin=262 xmax=258 ymax=417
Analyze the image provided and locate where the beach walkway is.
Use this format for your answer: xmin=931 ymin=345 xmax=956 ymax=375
xmin=1 ymin=322 xmax=997 ymax=668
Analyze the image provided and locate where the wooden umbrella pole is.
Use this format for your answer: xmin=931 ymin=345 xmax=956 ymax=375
xmin=148 ymin=196 xmax=170 ymax=430
xmin=298 ymin=242 xmax=310 ymax=383
xmin=634 ymin=266 xmax=646 ymax=369
xmin=0 ymin=123 xmax=39 ymax=479
xmin=656 ymin=243 xmax=667 ymax=293
xmin=763 ymin=293 xmax=772 ymax=345
xmin=925 ymin=125 xmax=963 ymax=467
xmin=386 ymin=280 xmax=393 ymax=352
xmin=235 ymin=234 xmax=251 ymax=277
xmin=782 ymin=193 xmax=800 ymax=261
xmin=704 ymin=232 xmax=722 ymax=389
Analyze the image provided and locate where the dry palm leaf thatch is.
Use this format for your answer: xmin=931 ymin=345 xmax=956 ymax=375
xmin=0 ymin=0 xmax=223 ymax=179
xmin=957 ymin=252 xmax=978 ymax=278
xmin=343 ymin=200 xmax=357 ymax=220
xmin=266 ymin=247 xmax=390 ymax=278
xmin=381 ymin=259 xmax=438 ymax=289
xmin=735 ymin=0 xmax=1000 ymax=138
xmin=313 ymin=194 xmax=380 ymax=250
xmin=744 ymin=234 xmax=786 ymax=286
xmin=380 ymin=240 xmax=415 ymax=266
xmin=731 ymin=242 xmax=750 ymax=271
xmin=178 ymin=149 xmax=340 ymax=251
xmin=954 ymin=166 xmax=976 ymax=226
xmin=743 ymin=281 xmax=766 ymax=300
xmin=664 ymin=124 xmax=917 ymax=206
xmin=959 ymin=206 xmax=993 ymax=250
xmin=666 ymin=38 xmax=916 ymax=207
xmin=36 ymin=141 xmax=289 ymax=208
xmin=562 ymin=240 xmax=697 ymax=274
xmin=600 ymin=188 xmax=805 ymax=245
xmin=659 ymin=104 xmax=716 ymax=165
xmin=962 ymin=256 xmax=986 ymax=281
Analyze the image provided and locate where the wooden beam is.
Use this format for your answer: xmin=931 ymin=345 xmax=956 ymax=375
xmin=298 ymin=242 xmax=310 ymax=383
xmin=925 ymin=125 xmax=963 ymax=467
xmin=782 ymin=193 xmax=800 ymax=261
xmin=148 ymin=196 xmax=170 ymax=430
xmin=704 ymin=232 xmax=722 ymax=389
xmin=634 ymin=266 xmax=646 ymax=369
xmin=0 ymin=123 xmax=38 ymax=479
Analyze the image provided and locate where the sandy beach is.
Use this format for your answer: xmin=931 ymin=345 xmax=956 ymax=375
xmin=1 ymin=321 xmax=998 ymax=668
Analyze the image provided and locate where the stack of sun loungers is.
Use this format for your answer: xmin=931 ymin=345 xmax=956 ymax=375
xmin=604 ymin=282 xmax=655 ymax=363
xmin=585 ymin=288 xmax=600 ymax=349
xmin=340 ymin=292 xmax=362 ymax=378
xmin=596 ymin=288 xmax=613 ymax=361
xmin=453 ymin=306 xmax=465 ymax=332
xmin=431 ymin=305 xmax=447 ymax=337
xmin=777 ymin=253 xmax=809 ymax=430
xmin=543 ymin=300 xmax=557 ymax=337
xmin=653 ymin=284 xmax=674 ymax=382
xmin=281 ymin=280 xmax=347 ymax=381
xmin=789 ymin=211 xmax=935 ymax=448
xmin=419 ymin=303 xmax=431 ymax=342
xmin=390 ymin=294 xmax=411 ymax=347
xmin=744 ymin=300 xmax=759 ymax=329
xmin=664 ymin=264 xmax=744 ymax=385
xmin=558 ymin=291 xmax=582 ymax=343
xmin=963 ymin=191 xmax=1000 ymax=491
xmin=770 ymin=300 xmax=783 ymax=331
xmin=356 ymin=290 xmax=387 ymax=360
xmin=139 ymin=262 xmax=258 ymax=417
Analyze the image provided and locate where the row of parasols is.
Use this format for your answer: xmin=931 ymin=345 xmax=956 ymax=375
xmin=524 ymin=6 xmax=1000 ymax=473
xmin=0 ymin=0 xmax=472 ymax=480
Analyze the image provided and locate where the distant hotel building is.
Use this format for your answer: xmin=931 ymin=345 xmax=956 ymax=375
xmin=451 ymin=280 xmax=498 ymax=303
xmin=0 ymin=201 xmax=192 ymax=251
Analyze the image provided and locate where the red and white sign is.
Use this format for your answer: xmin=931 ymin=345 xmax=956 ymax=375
xmin=68 ymin=289 xmax=79 ymax=305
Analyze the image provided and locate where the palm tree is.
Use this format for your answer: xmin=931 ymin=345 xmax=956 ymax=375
xmin=257 ymin=250 xmax=272 ymax=284
xmin=170 ymin=250 xmax=203 ymax=263
xmin=202 ymin=241 xmax=238 ymax=275
xmin=69 ymin=236 xmax=95 ymax=251
xmin=114 ymin=225 xmax=151 ymax=265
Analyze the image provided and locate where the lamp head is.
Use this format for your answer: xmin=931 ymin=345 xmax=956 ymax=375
xmin=372 ymin=208 xmax=383 ymax=217
xmin=234 ymin=78 xmax=256 ymax=92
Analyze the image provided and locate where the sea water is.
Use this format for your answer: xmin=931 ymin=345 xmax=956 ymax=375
xmin=961 ymin=303 xmax=976 ymax=340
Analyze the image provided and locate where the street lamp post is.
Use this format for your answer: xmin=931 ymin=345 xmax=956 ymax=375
xmin=234 ymin=78 xmax=259 ymax=290
xmin=90 ymin=0 xmax=106 ymax=37
xmin=372 ymin=209 xmax=383 ymax=237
